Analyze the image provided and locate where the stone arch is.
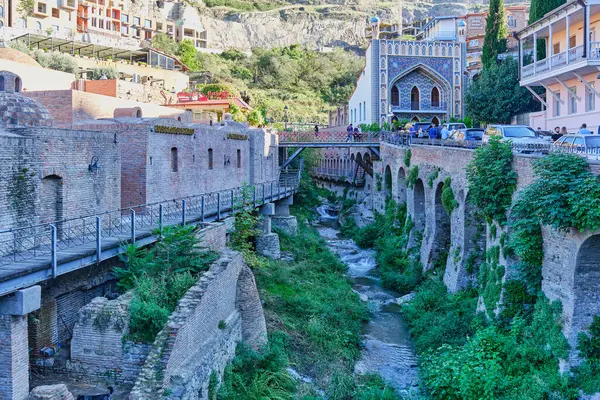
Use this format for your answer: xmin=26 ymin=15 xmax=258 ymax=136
xmin=40 ymin=175 xmax=63 ymax=224
xmin=411 ymin=116 xmax=420 ymax=122
xmin=411 ymin=86 xmax=420 ymax=110
xmin=431 ymin=86 xmax=440 ymax=108
xmin=384 ymin=165 xmax=392 ymax=197
xmin=413 ymin=178 xmax=426 ymax=232
xmin=394 ymin=43 xmax=399 ymax=54
xmin=432 ymin=116 xmax=440 ymax=126
xmin=391 ymin=85 xmax=399 ymax=106
xmin=571 ymin=235 xmax=600 ymax=351
xmin=428 ymin=181 xmax=451 ymax=269
xmin=397 ymin=167 xmax=407 ymax=204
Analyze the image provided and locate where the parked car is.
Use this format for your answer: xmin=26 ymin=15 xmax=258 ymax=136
xmin=447 ymin=123 xmax=467 ymax=132
xmin=552 ymin=134 xmax=600 ymax=155
xmin=450 ymin=128 xmax=484 ymax=141
xmin=483 ymin=125 xmax=548 ymax=153
xmin=535 ymin=130 xmax=554 ymax=142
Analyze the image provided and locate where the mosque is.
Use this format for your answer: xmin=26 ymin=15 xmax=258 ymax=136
xmin=348 ymin=16 xmax=468 ymax=126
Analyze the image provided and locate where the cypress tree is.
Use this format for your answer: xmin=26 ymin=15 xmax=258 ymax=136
xmin=529 ymin=0 xmax=567 ymax=23
xmin=482 ymin=0 xmax=508 ymax=69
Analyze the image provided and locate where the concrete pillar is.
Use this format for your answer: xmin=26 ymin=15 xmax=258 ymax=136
xmin=256 ymin=203 xmax=281 ymax=259
xmin=0 ymin=286 xmax=41 ymax=400
xmin=272 ymin=197 xmax=298 ymax=236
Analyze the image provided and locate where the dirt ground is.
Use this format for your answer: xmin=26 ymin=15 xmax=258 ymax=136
xmin=30 ymin=370 xmax=132 ymax=400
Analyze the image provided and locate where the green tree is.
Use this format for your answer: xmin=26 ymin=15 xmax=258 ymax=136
xmin=152 ymin=33 xmax=179 ymax=56
xmin=465 ymin=57 xmax=538 ymax=124
xmin=177 ymin=39 xmax=200 ymax=71
xmin=529 ymin=0 xmax=566 ymax=23
xmin=481 ymin=0 xmax=508 ymax=69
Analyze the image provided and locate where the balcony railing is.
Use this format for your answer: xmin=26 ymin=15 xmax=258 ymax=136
xmin=535 ymin=58 xmax=549 ymax=73
xmin=568 ymin=44 xmax=584 ymax=63
xmin=550 ymin=51 xmax=566 ymax=68
xmin=590 ymin=42 xmax=600 ymax=59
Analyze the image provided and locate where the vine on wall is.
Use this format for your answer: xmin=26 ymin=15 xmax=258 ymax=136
xmin=406 ymin=165 xmax=419 ymax=189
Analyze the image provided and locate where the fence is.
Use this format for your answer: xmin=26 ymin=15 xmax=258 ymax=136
xmin=0 ymin=174 xmax=301 ymax=272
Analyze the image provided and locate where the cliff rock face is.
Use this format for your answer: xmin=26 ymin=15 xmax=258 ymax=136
xmin=197 ymin=0 xmax=528 ymax=51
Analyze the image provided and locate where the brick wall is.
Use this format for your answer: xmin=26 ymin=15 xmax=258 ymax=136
xmin=80 ymin=80 xmax=118 ymax=98
xmin=0 ymin=314 xmax=29 ymax=400
xmin=130 ymin=250 xmax=267 ymax=399
xmin=23 ymin=90 xmax=187 ymax=127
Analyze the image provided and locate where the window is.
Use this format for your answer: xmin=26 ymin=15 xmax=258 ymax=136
xmin=237 ymin=149 xmax=241 ymax=168
xmin=553 ymin=43 xmax=560 ymax=55
xmin=587 ymin=83 xmax=595 ymax=112
xmin=0 ymin=76 xmax=4 ymax=92
xmin=208 ymin=148 xmax=213 ymax=170
xmin=36 ymin=21 xmax=42 ymax=30
xmin=133 ymin=16 xmax=140 ymax=25
xmin=469 ymin=39 xmax=479 ymax=47
xmin=121 ymin=14 xmax=128 ymax=23
xmin=52 ymin=7 xmax=59 ymax=17
xmin=91 ymin=17 xmax=97 ymax=27
xmin=170 ymin=147 xmax=178 ymax=172
xmin=121 ymin=25 xmax=128 ymax=34
xmin=391 ymin=86 xmax=399 ymax=105
xmin=14 ymin=77 xmax=21 ymax=92
xmin=411 ymin=86 xmax=420 ymax=110
xmin=359 ymin=102 xmax=362 ymax=121
xmin=569 ymin=87 xmax=577 ymax=114
xmin=553 ymin=92 xmax=561 ymax=117
xmin=507 ymin=15 xmax=516 ymax=28
xmin=569 ymin=35 xmax=576 ymax=49
xmin=52 ymin=24 xmax=59 ymax=32
xmin=144 ymin=19 xmax=151 ymax=28
xmin=431 ymin=87 xmax=440 ymax=108
xmin=38 ymin=3 xmax=46 ymax=13
xmin=0 ymin=5 xmax=4 ymax=17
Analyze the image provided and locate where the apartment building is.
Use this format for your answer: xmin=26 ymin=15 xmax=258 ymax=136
xmin=466 ymin=5 xmax=529 ymax=75
xmin=0 ymin=0 xmax=208 ymax=50
xmin=517 ymin=0 xmax=600 ymax=133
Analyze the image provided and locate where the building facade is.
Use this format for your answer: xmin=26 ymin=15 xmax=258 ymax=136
xmin=0 ymin=0 xmax=208 ymax=50
xmin=517 ymin=0 xmax=600 ymax=132
xmin=349 ymin=37 xmax=467 ymax=125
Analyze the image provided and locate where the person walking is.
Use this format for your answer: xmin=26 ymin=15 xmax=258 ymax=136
xmin=441 ymin=124 xmax=450 ymax=140
xmin=578 ymin=123 xmax=592 ymax=135
xmin=314 ymin=124 xmax=319 ymax=138
xmin=428 ymin=124 xmax=437 ymax=139
xmin=409 ymin=124 xmax=416 ymax=138
xmin=347 ymin=124 xmax=353 ymax=141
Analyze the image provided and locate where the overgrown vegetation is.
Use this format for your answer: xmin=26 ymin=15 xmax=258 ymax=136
xmin=152 ymin=38 xmax=363 ymax=125
xmin=441 ymin=177 xmax=457 ymax=215
xmin=466 ymin=136 xmax=516 ymax=223
xmin=114 ymin=225 xmax=218 ymax=343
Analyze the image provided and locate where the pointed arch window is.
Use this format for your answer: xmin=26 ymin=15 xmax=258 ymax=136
xmin=391 ymin=85 xmax=399 ymax=106
xmin=411 ymin=86 xmax=420 ymax=110
xmin=431 ymin=87 xmax=440 ymax=108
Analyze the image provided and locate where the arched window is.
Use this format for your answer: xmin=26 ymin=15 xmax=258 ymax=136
xmin=0 ymin=6 xmax=4 ymax=17
xmin=135 ymin=109 xmax=142 ymax=118
xmin=170 ymin=147 xmax=178 ymax=172
xmin=391 ymin=86 xmax=399 ymax=106
xmin=411 ymin=86 xmax=420 ymax=110
xmin=431 ymin=87 xmax=440 ymax=108
xmin=0 ymin=76 xmax=5 ymax=92
xmin=36 ymin=21 xmax=42 ymax=31
xmin=14 ymin=77 xmax=21 ymax=93
xmin=208 ymin=148 xmax=214 ymax=170
xmin=237 ymin=149 xmax=241 ymax=168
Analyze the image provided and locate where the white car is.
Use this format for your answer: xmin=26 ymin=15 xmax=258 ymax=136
xmin=483 ymin=125 xmax=549 ymax=153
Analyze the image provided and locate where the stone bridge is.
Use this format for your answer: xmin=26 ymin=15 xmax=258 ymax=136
xmin=316 ymin=141 xmax=600 ymax=363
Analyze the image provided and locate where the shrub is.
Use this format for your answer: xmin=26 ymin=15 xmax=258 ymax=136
xmin=441 ymin=177 xmax=458 ymax=215
xmin=403 ymin=148 xmax=411 ymax=167
xmin=32 ymin=50 xmax=78 ymax=73
xmin=406 ymin=165 xmax=419 ymax=189
xmin=466 ymin=136 xmax=516 ymax=223
xmin=114 ymin=225 xmax=218 ymax=343
xmin=88 ymin=67 xmax=118 ymax=80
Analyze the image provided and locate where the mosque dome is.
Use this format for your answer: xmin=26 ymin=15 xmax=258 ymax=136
xmin=0 ymin=47 xmax=41 ymax=67
xmin=0 ymin=71 xmax=53 ymax=128
xmin=370 ymin=16 xmax=380 ymax=23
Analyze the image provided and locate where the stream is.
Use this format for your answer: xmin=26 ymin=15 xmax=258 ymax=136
xmin=315 ymin=205 xmax=419 ymax=393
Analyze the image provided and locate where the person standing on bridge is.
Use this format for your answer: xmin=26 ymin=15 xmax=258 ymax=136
xmin=441 ymin=124 xmax=450 ymax=140
xmin=347 ymin=124 xmax=353 ymax=142
xmin=579 ymin=123 xmax=592 ymax=135
xmin=428 ymin=124 xmax=437 ymax=139
xmin=314 ymin=124 xmax=319 ymax=138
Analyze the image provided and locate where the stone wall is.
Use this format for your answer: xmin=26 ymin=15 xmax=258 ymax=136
xmin=0 ymin=127 xmax=121 ymax=234
xmin=0 ymin=314 xmax=28 ymax=400
xmin=130 ymin=250 xmax=266 ymax=400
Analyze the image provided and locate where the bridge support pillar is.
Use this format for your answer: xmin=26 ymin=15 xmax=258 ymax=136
xmin=272 ymin=196 xmax=298 ymax=236
xmin=0 ymin=286 xmax=41 ymax=400
xmin=256 ymin=203 xmax=281 ymax=259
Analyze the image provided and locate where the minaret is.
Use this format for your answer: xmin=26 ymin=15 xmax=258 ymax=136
xmin=370 ymin=16 xmax=381 ymax=40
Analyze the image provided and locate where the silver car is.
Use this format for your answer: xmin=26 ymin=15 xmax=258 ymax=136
xmin=484 ymin=125 xmax=549 ymax=153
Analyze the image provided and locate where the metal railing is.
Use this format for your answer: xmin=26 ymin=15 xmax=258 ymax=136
xmin=568 ymin=45 xmax=584 ymax=63
xmin=278 ymin=131 xmax=381 ymax=143
xmin=0 ymin=174 xmax=301 ymax=271
xmin=551 ymin=51 xmax=567 ymax=67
